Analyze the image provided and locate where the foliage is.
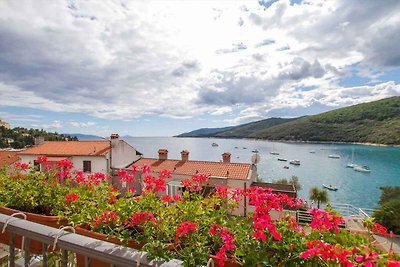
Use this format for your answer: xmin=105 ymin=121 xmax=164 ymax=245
xmin=0 ymin=126 xmax=78 ymax=149
xmin=273 ymin=175 xmax=302 ymax=191
xmin=183 ymin=96 xmax=400 ymax=145
xmin=374 ymin=186 xmax=400 ymax=234
xmin=309 ymin=187 xmax=329 ymax=209
xmin=1 ymin=162 xmax=399 ymax=266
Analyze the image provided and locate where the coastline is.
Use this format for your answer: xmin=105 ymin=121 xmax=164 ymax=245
xmin=174 ymin=136 xmax=400 ymax=148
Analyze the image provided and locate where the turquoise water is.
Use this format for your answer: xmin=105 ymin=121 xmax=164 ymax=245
xmin=126 ymin=137 xmax=400 ymax=209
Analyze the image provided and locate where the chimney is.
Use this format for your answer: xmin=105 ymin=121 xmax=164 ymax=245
xmin=180 ymin=150 xmax=189 ymax=161
xmin=34 ymin=136 xmax=44 ymax=146
xmin=158 ymin=149 xmax=168 ymax=160
xmin=222 ymin=152 xmax=231 ymax=163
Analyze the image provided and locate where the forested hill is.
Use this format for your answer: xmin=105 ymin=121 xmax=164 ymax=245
xmin=177 ymin=96 xmax=400 ymax=145
xmin=248 ymin=96 xmax=400 ymax=145
xmin=0 ymin=127 xmax=78 ymax=149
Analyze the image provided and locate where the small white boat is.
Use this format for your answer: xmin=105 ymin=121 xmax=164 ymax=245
xmin=211 ymin=143 xmax=218 ymax=147
xmin=270 ymin=151 xmax=280 ymax=155
xmin=278 ymin=158 xmax=287 ymax=162
xmin=309 ymin=150 xmax=316 ymax=154
xmin=289 ymin=159 xmax=301 ymax=165
xmin=346 ymin=163 xmax=357 ymax=168
xmin=328 ymin=154 xmax=341 ymax=159
xmin=252 ymin=149 xmax=259 ymax=153
xmin=323 ymin=184 xmax=338 ymax=191
xmin=354 ymin=165 xmax=371 ymax=173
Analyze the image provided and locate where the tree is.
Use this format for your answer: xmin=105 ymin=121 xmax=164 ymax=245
xmin=273 ymin=176 xmax=302 ymax=191
xmin=309 ymin=187 xmax=329 ymax=209
xmin=374 ymin=186 xmax=400 ymax=234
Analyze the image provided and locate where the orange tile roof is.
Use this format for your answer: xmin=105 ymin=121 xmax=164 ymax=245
xmin=0 ymin=151 xmax=20 ymax=166
xmin=19 ymin=141 xmax=110 ymax=156
xmin=133 ymin=158 xmax=251 ymax=179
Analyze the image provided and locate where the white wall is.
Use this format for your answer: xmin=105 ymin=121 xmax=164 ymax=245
xmin=19 ymin=155 xmax=108 ymax=173
xmin=111 ymin=140 xmax=141 ymax=169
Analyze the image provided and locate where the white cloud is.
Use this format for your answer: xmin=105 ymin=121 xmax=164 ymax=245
xmin=69 ymin=121 xmax=96 ymax=128
xmin=0 ymin=0 xmax=399 ymax=124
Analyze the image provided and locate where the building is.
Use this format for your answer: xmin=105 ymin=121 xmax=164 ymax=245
xmin=0 ymin=150 xmax=20 ymax=167
xmin=131 ymin=149 xmax=258 ymax=216
xmin=0 ymin=120 xmax=11 ymax=129
xmin=18 ymin=134 xmax=142 ymax=173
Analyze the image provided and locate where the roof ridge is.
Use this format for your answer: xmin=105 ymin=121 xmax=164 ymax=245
xmin=139 ymin=157 xmax=251 ymax=166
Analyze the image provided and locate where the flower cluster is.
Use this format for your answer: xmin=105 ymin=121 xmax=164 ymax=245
xmin=117 ymin=169 xmax=136 ymax=183
xmin=126 ymin=212 xmax=156 ymax=227
xmin=143 ymin=170 xmax=170 ymax=193
xmin=64 ymin=193 xmax=79 ymax=203
xmin=210 ymin=224 xmax=236 ymax=267
xmin=309 ymin=209 xmax=344 ymax=233
xmin=175 ymin=221 xmax=197 ymax=243
xmin=301 ymin=240 xmax=353 ymax=266
xmin=93 ymin=211 xmax=119 ymax=228
xmin=13 ymin=162 xmax=29 ymax=171
xmin=371 ymin=222 xmax=389 ymax=237
xmin=56 ymin=159 xmax=74 ymax=181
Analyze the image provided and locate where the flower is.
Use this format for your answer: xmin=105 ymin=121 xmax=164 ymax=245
xmin=161 ymin=195 xmax=172 ymax=203
xmin=64 ymin=193 xmax=79 ymax=203
xmin=175 ymin=221 xmax=197 ymax=243
xmin=371 ymin=222 xmax=388 ymax=237
xmin=127 ymin=212 xmax=156 ymax=227
xmin=309 ymin=209 xmax=344 ymax=233
xmin=93 ymin=211 xmax=119 ymax=228
xmin=36 ymin=156 xmax=48 ymax=163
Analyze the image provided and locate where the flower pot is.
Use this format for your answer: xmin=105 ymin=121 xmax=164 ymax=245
xmin=209 ymin=255 xmax=242 ymax=267
xmin=75 ymin=224 xmax=143 ymax=267
xmin=0 ymin=206 xmax=68 ymax=254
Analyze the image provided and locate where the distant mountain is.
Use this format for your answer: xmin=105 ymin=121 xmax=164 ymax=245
xmin=177 ymin=126 xmax=235 ymax=137
xmin=248 ymin=96 xmax=400 ymax=145
xmin=63 ymin=133 xmax=103 ymax=140
xmin=213 ymin=117 xmax=299 ymax=138
xmin=177 ymin=96 xmax=400 ymax=145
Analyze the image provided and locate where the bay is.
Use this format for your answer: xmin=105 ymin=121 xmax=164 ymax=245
xmin=125 ymin=137 xmax=400 ymax=209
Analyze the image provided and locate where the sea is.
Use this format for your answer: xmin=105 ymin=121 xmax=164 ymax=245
xmin=124 ymin=137 xmax=400 ymax=209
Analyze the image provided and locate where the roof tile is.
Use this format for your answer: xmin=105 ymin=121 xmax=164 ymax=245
xmin=133 ymin=158 xmax=251 ymax=179
xmin=18 ymin=141 xmax=110 ymax=156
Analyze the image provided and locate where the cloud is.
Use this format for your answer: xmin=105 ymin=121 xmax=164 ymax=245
xmin=69 ymin=121 xmax=96 ymax=128
xmin=0 ymin=0 xmax=399 ymax=126
xmin=0 ymin=111 xmax=43 ymax=122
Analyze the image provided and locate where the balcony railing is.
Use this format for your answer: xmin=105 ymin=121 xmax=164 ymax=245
xmin=0 ymin=213 xmax=183 ymax=267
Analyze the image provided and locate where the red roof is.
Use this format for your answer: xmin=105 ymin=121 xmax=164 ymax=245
xmin=133 ymin=158 xmax=251 ymax=179
xmin=19 ymin=141 xmax=110 ymax=156
xmin=0 ymin=151 xmax=20 ymax=166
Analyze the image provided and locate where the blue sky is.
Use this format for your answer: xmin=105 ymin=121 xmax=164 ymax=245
xmin=0 ymin=0 xmax=400 ymax=137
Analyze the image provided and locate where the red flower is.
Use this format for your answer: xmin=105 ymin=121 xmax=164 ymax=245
xmin=388 ymin=259 xmax=400 ymax=267
xmin=93 ymin=211 xmax=118 ymax=227
xmin=175 ymin=221 xmax=197 ymax=242
xmin=309 ymin=209 xmax=344 ymax=233
xmin=74 ymin=170 xmax=85 ymax=184
xmin=371 ymin=222 xmax=388 ymax=237
xmin=173 ymin=194 xmax=182 ymax=202
xmin=161 ymin=195 xmax=172 ymax=203
xmin=36 ymin=156 xmax=48 ymax=163
xmin=181 ymin=178 xmax=192 ymax=187
xmin=127 ymin=212 xmax=156 ymax=227
xmin=215 ymin=186 xmax=229 ymax=199
xmin=127 ymin=186 xmax=135 ymax=194
xmin=117 ymin=169 xmax=135 ymax=183
xmin=64 ymin=193 xmax=79 ymax=203
xmin=141 ymin=164 xmax=151 ymax=174
xmin=108 ymin=195 xmax=117 ymax=204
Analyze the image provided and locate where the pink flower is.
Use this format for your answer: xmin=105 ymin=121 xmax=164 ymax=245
xmin=127 ymin=212 xmax=156 ymax=227
xmin=175 ymin=221 xmax=197 ymax=243
xmin=309 ymin=209 xmax=344 ymax=233
xmin=371 ymin=222 xmax=388 ymax=237
xmin=141 ymin=164 xmax=151 ymax=174
xmin=36 ymin=156 xmax=48 ymax=163
xmin=93 ymin=211 xmax=119 ymax=228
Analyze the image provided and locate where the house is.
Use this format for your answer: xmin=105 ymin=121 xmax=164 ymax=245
xmin=130 ymin=149 xmax=258 ymax=216
xmin=0 ymin=150 xmax=20 ymax=167
xmin=18 ymin=134 xmax=142 ymax=173
xmin=0 ymin=120 xmax=11 ymax=129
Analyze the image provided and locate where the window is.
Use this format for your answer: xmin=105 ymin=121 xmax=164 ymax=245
xmin=83 ymin=160 xmax=92 ymax=172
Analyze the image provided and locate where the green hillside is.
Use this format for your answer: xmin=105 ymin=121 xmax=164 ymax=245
xmin=248 ymin=97 xmax=400 ymax=145
xmin=214 ymin=117 xmax=298 ymax=138
xmin=0 ymin=126 xmax=78 ymax=149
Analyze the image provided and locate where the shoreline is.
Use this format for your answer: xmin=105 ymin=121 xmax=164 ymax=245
xmin=174 ymin=136 xmax=400 ymax=148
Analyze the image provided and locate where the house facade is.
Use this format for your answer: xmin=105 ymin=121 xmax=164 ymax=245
xmin=18 ymin=134 xmax=142 ymax=174
xmin=129 ymin=149 xmax=258 ymax=216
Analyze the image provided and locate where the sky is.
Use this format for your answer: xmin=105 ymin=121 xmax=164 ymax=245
xmin=0 ymin=0 xmax=400 ymax=137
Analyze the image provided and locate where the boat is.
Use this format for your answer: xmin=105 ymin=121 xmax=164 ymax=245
xmin=346 ymin=147 xmax=357 ymax=168
xmin=323 ymin=184 xmax=338 ymax=191
xmin=211 ymin=143 xmax=218 ymax=147
xmin=354 ymin=165 xmax=371 ymax=173
xmin=309 ymin=150 xmax=316 ymax=154
xmin=270 ymin=152 xmax=279 ymax=155
xmin=278 ymin=158 xmax=287 ymax=162
xmin=252 ymin=149 xmax=259 ymax=153
xmin=289 ymin=159 xmax=301 ymax=165
xmin=284 ymin=165 xmax=289 ymax=169
xmin=243 ymin=147 xmax=247 ymax=149
xmin=234 ymin=146 xmax=238 ymax=149
xmin=328 ymin=154 xmax=341 ymax=159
